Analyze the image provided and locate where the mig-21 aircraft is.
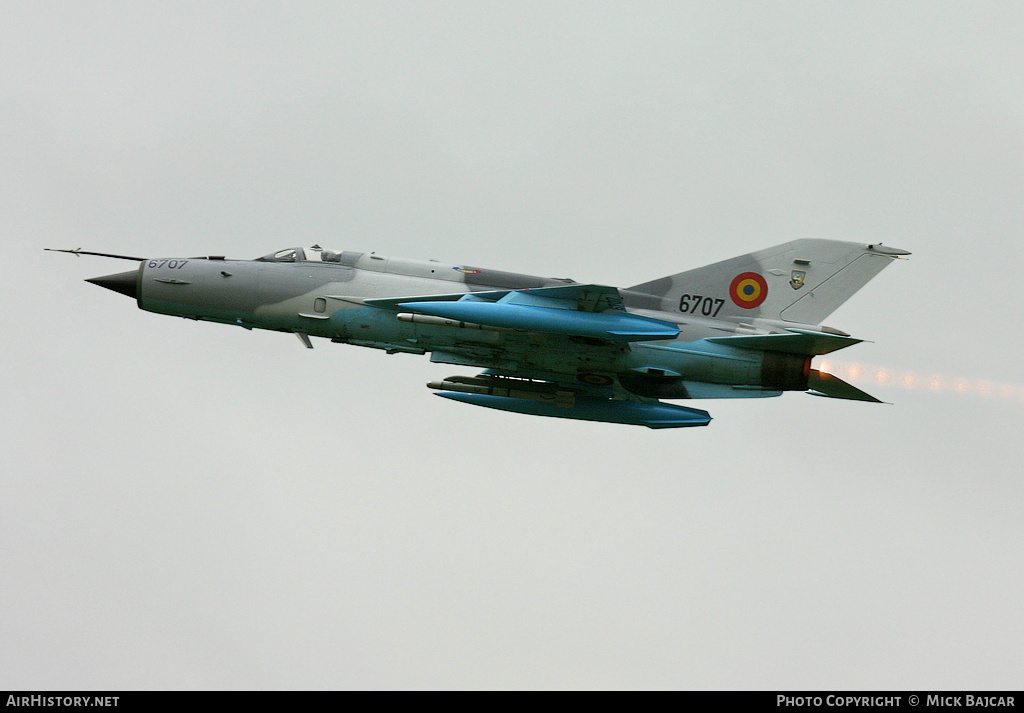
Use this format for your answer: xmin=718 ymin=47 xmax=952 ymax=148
xmin=51 ymin=239 xmax=909 ymax=429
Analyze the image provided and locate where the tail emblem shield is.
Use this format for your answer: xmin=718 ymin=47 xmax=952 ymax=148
xmin=790 ymin=270 xmax=806 ymax=290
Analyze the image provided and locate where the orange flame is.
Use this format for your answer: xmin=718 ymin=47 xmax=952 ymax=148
xmin=817 ymin=359 xmax=1021 ymax=402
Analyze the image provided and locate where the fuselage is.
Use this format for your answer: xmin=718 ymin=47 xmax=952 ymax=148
xmin=120 ymin=246 xmax=808 ymax=398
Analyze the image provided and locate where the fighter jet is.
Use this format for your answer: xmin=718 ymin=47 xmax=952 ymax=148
xmin=51 ymin=240 xmax=909 ymax=428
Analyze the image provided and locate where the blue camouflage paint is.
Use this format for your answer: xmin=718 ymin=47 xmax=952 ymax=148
xmin=435 ymin=391 xmax=712 ymax=429
xmin=397 ymin=301 xmax=679 ymax=341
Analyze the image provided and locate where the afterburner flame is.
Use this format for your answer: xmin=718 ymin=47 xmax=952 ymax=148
xmin=816 ymin=360 xmax=1022 ymax=401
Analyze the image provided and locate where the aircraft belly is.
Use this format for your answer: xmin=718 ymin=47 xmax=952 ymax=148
xmin=629 ymin=341 xmax=761 ymax=385
xmin=437 ymin=345 xmax=623 ymax=384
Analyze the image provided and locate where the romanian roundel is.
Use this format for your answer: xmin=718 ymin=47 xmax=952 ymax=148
xmin=729 ymin=272 xmax=768 ymax=309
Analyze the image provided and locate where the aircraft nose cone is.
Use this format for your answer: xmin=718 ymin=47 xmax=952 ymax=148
xmin=86 ymin=268 xmax=140 ymax=299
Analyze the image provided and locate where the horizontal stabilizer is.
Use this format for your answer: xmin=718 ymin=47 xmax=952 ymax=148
xmin=435 ymin=391 xmax=711 ymax=428
xmin=707 ymin=330 xmax=862 ymax=356
xmin=806 ymin=369 xmax=885 ymax=403
xmin=398 ymin=300 xmax=679 ymax=341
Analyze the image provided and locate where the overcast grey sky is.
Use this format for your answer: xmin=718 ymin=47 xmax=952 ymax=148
xmin=3 ymin=1 xmax=1023 ymax=689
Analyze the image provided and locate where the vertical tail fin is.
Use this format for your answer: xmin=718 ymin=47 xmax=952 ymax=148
xmin=628 ymin=240 xmax=909 ymax=325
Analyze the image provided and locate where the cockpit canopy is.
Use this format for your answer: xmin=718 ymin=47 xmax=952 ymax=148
xmin=256 ymin=245 xmax=350 ymax=263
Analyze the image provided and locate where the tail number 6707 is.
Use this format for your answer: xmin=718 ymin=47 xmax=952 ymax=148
xmin=679 ymin=294 xmax=725 ymax=317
